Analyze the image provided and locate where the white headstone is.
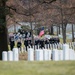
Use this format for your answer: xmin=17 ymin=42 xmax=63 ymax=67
xmin=2 ymin=51 xmax=7 ymax=61
xmin=63 ymin=44 xmax=69 ymax=60
xmin=13 ymin=48 xmax=19 ymax=61
xmin=8 ymin=51 xmax=13 ymax=61
xmin=35 ymin=49 xmax=43 ymax=61
xmin=43 ymin=49 xmax=49 ymax=61
xmin=69 ymin=49 xmax=75 ymax=60
xmin=48 ymin=50 xmax=52 ymax=60
xmin=52 ymin=49 xmax=59 ymax=61
xmin=58 ymin=50 xmax=63 ymax=60
xmin=28 ymin=48 xmax=34 ymax=61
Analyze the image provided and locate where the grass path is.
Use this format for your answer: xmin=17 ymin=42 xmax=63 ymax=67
xmin=0 ymin=61 xmax=75 ymax=75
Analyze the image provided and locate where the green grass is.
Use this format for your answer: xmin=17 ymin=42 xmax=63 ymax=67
xmin=0 ymin=61 xmax=75 ymax=75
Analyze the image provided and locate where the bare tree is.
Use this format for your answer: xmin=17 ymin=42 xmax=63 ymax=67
xmin=0 ymin=0 xmax=56 ymax=59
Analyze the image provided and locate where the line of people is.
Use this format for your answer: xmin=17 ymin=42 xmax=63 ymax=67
xmin=9 ymin=36 xmax=60 ymax=51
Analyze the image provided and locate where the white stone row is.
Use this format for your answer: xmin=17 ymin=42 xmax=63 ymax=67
xmin=28 ymin=48 xmax=52 ymax=61
xmin=2 ymin=48 xmax=19 ymax=61
xmin=27 ymin=44 xmax=75 ymax=61
xmin=2 ymin=44 xmax=75 ymax=61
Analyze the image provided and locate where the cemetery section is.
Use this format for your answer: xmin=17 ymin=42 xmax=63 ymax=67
xmin=2 ymin=43 xmax=75 ymax=61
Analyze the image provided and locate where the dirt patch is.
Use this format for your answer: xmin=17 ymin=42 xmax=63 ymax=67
xmin=19 ymin=52 xmax=28 ymax=60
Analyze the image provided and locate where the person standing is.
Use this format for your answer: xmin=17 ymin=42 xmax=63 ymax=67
xmin=17 ymin=39 xmax=22 ymax=52
xmin=9 ymin=36 xmax=15 ymax=50
xmin=24 ymin=38 xmax=28 ymax=51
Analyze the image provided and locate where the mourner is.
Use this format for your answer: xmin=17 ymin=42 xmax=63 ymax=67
xmin=17 ymin=39 xmax=22 ymax=51
xmin=9 ymin=36 xmax=15 ymax=50
xmin=24 ymin=38 xmax=28 ymax=51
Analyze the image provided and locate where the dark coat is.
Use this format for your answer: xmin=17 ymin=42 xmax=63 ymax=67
xmin=9 ymin=37 xmax=15 ymax=50
xmin=24 ymin=40 xmax=28 ymax=46
xmin=17 ymin=42 xmax=22 ymax=48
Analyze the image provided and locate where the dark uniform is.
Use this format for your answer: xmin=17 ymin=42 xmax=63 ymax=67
xmin=17 ymin=41 xmax=22 ymax=49
xmin=9 ymin=36 xmax=15 ymax=50
xmin=39 ymin=39 xmax=44 ymax=49
xmin=24 ymin=39 xmax=28 ymax=51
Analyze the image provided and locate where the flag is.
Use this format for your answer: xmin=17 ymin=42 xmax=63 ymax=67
xmin=39 ymin=27 xmax=44 ymax=37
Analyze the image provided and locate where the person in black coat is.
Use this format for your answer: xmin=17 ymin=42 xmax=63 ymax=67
xmin=24 ymin=38 xmax=28 ymax=51
xmin=17 ymin=39 xmax=22 ymax=51
xmin=35 ymin=39 xmax=39 ymax=49
xmin=39 ymin=39 xmax=44 ymax=49
xmin=9 ymin=36 xmax=15 ymax=50
xmin=49 ymin=38 xmax=54 ymax=44
xmin=28 ymin=39 xmax=32 ymax=47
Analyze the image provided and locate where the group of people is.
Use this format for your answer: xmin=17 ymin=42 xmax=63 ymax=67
xmin=9 ymin=33 xmax=60 ymax=51
xmin=34 ymin=37 xmax=60 ymax=49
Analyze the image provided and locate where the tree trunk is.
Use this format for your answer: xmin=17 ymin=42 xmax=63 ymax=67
xmin=48 ymin=26 xmax=51 ymax=35
xmin=0 ymin=27 xmax=8 ymax=60
xmin=14 ymin=24 xmax=16 ymax=33
xmin=28 ymin=0 xmax=34 ymax=46
xmin=57 ymin=26 xmax=59 ymax=36
xmin=50 ymin=26 xmax=54 ymax=35
xmin=62 ymin=24 xmax=66 ymax=44
xmin=30 ymin=21 xmax=34 ymax=45
xmin=58 ymin=26 xmax=60 ymax=34
xmin=0 ymin=0 xmax=8 ymax=60
xmin=72 ymin=24 xmax=74 ymax=42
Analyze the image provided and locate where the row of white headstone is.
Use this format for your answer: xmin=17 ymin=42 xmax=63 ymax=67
xmin=2 ymin=44 xmax=75 ymax=61
xmin=2 ymin=48 xmax=19 ymax=61
xmin=28 ymin=44 xmax=75 ymax=61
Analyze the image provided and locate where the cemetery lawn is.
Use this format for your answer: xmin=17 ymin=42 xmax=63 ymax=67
xmin=0 ymin=61 xmax=75 ymax=75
